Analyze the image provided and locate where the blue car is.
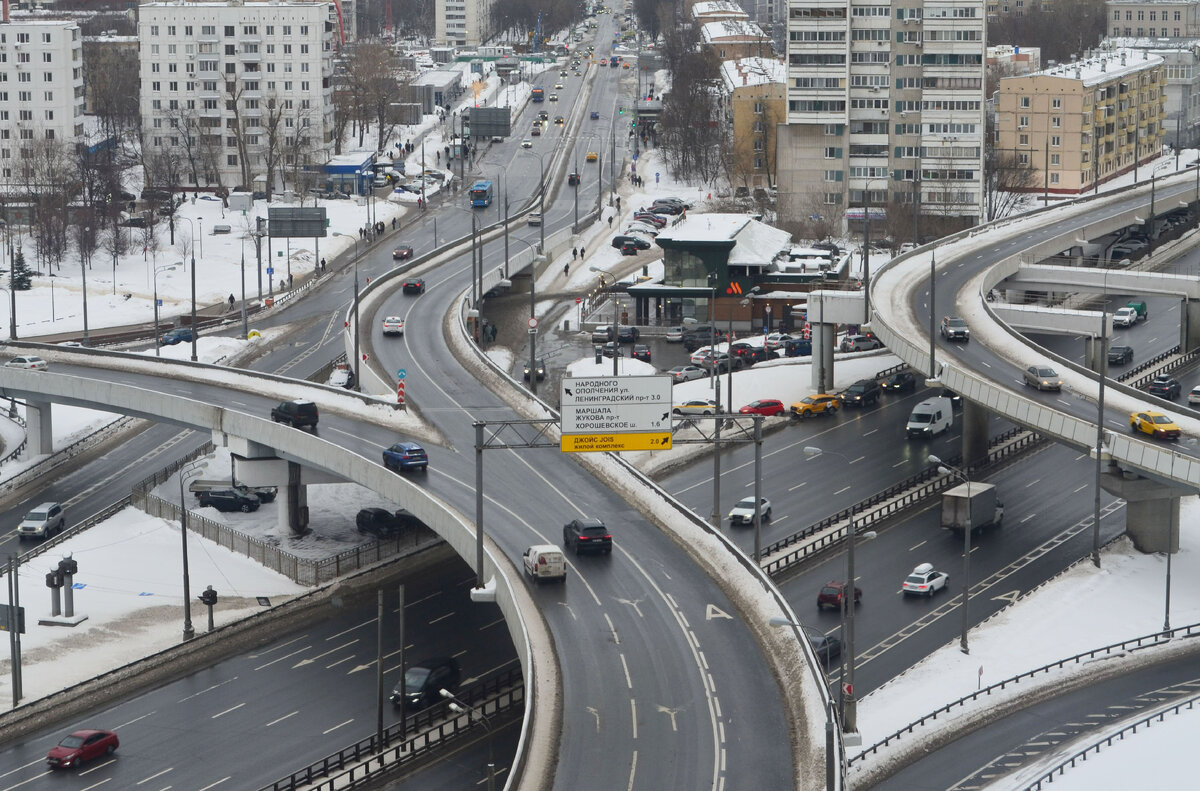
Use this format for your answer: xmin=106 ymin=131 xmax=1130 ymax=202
xmin=781 ymin=337 xmax=812 ymax=357
xmin=159 ymin=328 xmax=194 ymax=345
xmin=383 ymin=441 xmax=428 ymax=472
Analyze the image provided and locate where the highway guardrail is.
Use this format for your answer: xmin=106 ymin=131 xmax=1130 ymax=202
xmin=849 ymin=621 xmax=1200 ymax=767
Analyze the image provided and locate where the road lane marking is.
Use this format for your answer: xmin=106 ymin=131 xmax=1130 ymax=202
xmin=265 ymin=711 xmax=298 ymax=726
xmin=909 ymin=541 xmax=926 ymax=551
xmin=211 ymin=703 xmax=245 ymax=719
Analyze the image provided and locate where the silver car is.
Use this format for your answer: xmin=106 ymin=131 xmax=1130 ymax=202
xmin=1023 ymin=365 xmax=1063 ymax=391
xmin=19 ymin=502 xmax=66 ymax=539
xmin=667 ymin=364 xmax=707 ymax=383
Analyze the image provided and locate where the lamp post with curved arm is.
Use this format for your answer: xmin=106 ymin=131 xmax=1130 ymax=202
xmin=176 ymin=217 xmax=199 ymax=362
xmin=519 ymin=151 xmax=549 ymax=254
xmin=152 ymin=262 xmax=179 ymax=358
xmin=332 ymin=233 xmax=362 ymax=390
xmin=440 ymin=688 xmax=495 ymax=791
xmin=177 ymin=458 xmax=209 ymax=641
xmin=589 ymin=266 xmax=620 ymax=375
xmin=928 ymin=454 xmax=972 ymax=655
xmin=804 ymin=446 xmax=877 ymax=735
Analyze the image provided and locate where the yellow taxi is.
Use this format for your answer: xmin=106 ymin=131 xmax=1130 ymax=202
xmin=790 ymin=394 xmax=840 ymax=419
xmin=1130 ymin=410 xmax=1181 ymax=440
xmin=586 ymin=151 xmax=598 ymax=162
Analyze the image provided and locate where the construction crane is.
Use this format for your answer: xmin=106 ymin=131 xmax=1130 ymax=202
xmin=532 ymin=11 xmax=543 ymax=53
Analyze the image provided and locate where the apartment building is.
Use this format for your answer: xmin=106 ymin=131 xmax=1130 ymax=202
xmin=719 ymin=56 xmax=786 ymax=189
xmin=138 ymin=1 xmax=336 ymax=191
xmin=436 ymin=0 xmax=492 ymax=47
xmin=777 ymin=0 xmax=987 ymax=233
xmin=994 ymin=48 xmax=1166 ymax=195
xmin=1104 ymin=38 xmax=1200 ymax=149
xmin=0 ymin=18 xmax=85 ymax=183
xmin=1107 ymin=0 xmax=1200 ymax=38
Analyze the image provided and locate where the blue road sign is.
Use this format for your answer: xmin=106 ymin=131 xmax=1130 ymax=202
xmin=397 ymin=368 xmax=407 ymax=380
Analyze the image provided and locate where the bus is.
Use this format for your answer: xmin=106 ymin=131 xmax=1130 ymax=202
xmin=531 ymin=86 xmax=545 ymax=102
xmin=469 ymin=180 xmax=494 ymax=208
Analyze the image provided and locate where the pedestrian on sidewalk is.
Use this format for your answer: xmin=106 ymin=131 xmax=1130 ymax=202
xmin=320 ymin=257 xmax=327 ymax=272
xmin=564 ymin=263 xmax=570 ymax=277
xmin=572 ymin=247 xmax=578 ymax=261
xmin=228 ymin=293 xmax=235 ymax=310
xmin=580 ymin=245 xmax=586 ymax=258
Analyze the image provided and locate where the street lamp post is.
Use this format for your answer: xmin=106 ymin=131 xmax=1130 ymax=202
xmin=332 ymin=232 xmax=362 ymax=389
xmin=177 ymin=217 xmax=199 ymax=361
xmin=440 ymin=688 xmax=495 ymax=791
xmin=152 ymin=262 xmax=179 ymax=357
xmin=769 ymin=615 xmax=839 ymax=791
xmin=725 ymin=287 xmax=760 ymax=411
xmin=928 ymin=454 xmax=972 ymax=654
xmin=177 ymin=459 xmax=207 ymax=641
xmin=520 ymin=151 xmax=548 ymax=254
xmin=804 ymin=446 xmax=875 ymax=734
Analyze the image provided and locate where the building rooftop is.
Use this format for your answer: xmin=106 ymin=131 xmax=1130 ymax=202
xmin=720 ymin=56 xmax=785 ymax=91
xmin=691 ymin=1 xmax=749 ymax=19
xmin=1011 ymin=48 xmax=1164 ymax=88
xmin=656 ymin=213 xmax=792 ymax=265
xmin=700 ymin=20 xmax=767 ymax=43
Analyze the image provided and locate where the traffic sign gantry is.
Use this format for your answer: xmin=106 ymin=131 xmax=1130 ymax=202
xmin=560 ymin=375 xmax=674 ymax=453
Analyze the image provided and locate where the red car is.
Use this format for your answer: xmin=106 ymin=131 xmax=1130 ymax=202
xmin=817 ymin=581 xmax=862 ymax=610
xmin=739 ymin=399 xmax=785 ymax=416
xmin=47 ymin=729 xmax=119 ymax=769
xmin=392 ymin=245 xmax=414 ymax=260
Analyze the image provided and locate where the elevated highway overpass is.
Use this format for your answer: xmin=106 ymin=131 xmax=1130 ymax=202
xmin=869 ymin=173 xmax=1200 ymax=552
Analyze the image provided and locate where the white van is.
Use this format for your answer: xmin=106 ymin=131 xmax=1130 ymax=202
xmin=906 ymin=396 xmax=952 ymax=439
xmin=523 ymin=544 xmax=566 ymax=582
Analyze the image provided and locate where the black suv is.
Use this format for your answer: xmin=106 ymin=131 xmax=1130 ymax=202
xmin=1107 ymin=344 xmax=1134 ymax=365
xmin=683 ymin=325 xmax=728 ymax=352
xmin=197 ymin=489 xmax=261 ymax=512
xmin=390 ymin=657 xmax=461 ymax=710
xmin=523 ymin=359 xmax=546 ymax=381
xmin=840 ymin=379 xmax=881 ymax=407
xmin=356 ymin=507 xmax=422 ymax=538
xmin=563 ymin=518 xmax=613 ymax=554
xmin=271 ymin=400 xmax=319 ymax=428
xmin=1148 ymin=375 xmax=1182 ymax=400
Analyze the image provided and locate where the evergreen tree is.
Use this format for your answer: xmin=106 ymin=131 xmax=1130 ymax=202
xmin=10 ymin=249 xmax=32 ymax=291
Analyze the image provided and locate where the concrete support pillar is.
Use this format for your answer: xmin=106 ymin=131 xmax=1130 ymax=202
xmin=1084 ymin=336 xmax=1109 ymax=375
xmin=961 ymin=400 xmax=989 ymax=468
xmin=280 ymin=460 xmax=310 ymax=536
xmin=809 ymin=322 xmax=836 ymax=393
xmin=1100 ymin=467 xmax=1185 ymax=553
xmin=1181 ymin=298 xmax=1200 ymax=353
xmin=21 ymin=399 xmax=53 ymax=458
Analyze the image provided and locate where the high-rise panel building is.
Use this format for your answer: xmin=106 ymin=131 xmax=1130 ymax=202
xmin=138 ymin=1 xmax=336 ymax=191
xmin=777 ymin=0 xmax=986 ymax=234
xmin=0 ymin=19 xmax=85 ymax=183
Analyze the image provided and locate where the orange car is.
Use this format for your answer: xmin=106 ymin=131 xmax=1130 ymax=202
xmin=790 ymin=394 xmax=839 ymax=419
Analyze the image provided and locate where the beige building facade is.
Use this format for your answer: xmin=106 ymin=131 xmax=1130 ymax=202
xmin=995 ymin=49 xmax=1166 ymax=195
xmin=720 ymin=56 xmax=786 ymax=189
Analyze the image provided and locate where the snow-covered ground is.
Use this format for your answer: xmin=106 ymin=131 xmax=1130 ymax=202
xmin=851 ymin=495 xmax=1200 ymax=787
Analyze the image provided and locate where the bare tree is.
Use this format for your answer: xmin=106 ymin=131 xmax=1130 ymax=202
xmin=86 ymin=44 xmax=141 ymax=142
xmin=22 ymin=136 xmax=73 ymax=274
xmin=164 ymin=104 xmax=206 ymax=188
xmin=224 ymin=78 xmax=255 ymax=188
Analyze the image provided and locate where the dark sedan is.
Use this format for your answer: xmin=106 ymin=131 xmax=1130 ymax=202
xmin=882 ymin=371 xmax=917 ymax=392
xmin=401 ymin=278 xmax=426 ymax=294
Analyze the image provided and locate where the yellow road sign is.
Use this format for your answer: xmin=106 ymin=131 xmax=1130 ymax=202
xmin=560 ymin=433 xmax=672 ymax=453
